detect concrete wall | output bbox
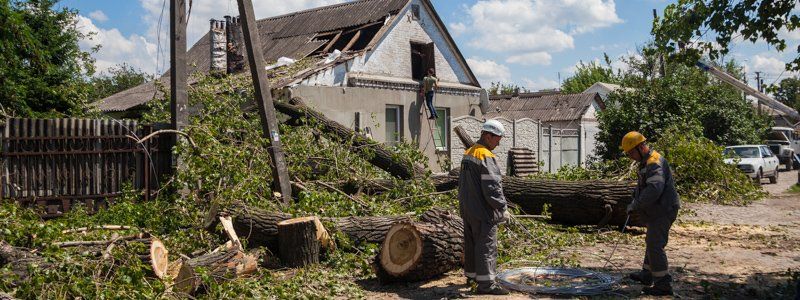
[289,85,480,171]
[451,116,540,175]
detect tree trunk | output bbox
[274,97,424,179]
[345,175,640,227]
[326,215,414,245]
[502,177,641,226]
[278,217,321,267]
[206,204,292,252]
[0,241,49,285]
[373,221,463,283]
[175,245,258,295]
[136,238,170,279]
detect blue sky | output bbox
[58,0,799,90]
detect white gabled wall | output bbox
[300,0,474,87]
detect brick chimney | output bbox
[210,19,227,75]
[225,16,245,74]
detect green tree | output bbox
[596,52,771,159]
[560,54,621,94]
[652,0,799,70]
[88,63,153,101]
[487,82,528,95]
[0,0,95,117]
[767,77,800,111]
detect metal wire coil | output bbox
[497,267,618,296]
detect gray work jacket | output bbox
[632,150,680,222]
[458,143,508,224]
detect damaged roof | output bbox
[485,92,604,122]
[95,0,413,112]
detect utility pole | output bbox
[237,0,293,205]
[170,0,188,169]
[755,72,762,92]
[755,71,762,113]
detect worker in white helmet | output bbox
[458,119,511,295]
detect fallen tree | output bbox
[274,97,425,180]
[372,221,463,283]
[174,244,259,295]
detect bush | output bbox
[652,127,765,205]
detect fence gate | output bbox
[1,118,164,218]
[541,126,581,173]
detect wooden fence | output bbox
[0,118,170,218]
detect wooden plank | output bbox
[341,29,362,52]
[320,30,342,54]
[1,118,8,198]
[95,119,101,197]
[237,0,294,205]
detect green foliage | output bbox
[768,77,800,111]
[652,127,765,205]
[653,0,799,71]
[87,63,153,102]
[487,82,528,95]
[596,54,771,159]
[560,54,621,94]
[0,0,95,117]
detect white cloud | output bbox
[505,52,551,66]
[466,57,512,85]
[139,0,345,73]
[751,54,789,75]
[75,15,157,74]
[449,22,467,37]
[522,76,559,91]
[461,0,622,65]
[88,10,108,22]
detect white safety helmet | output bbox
[482,119,505,137]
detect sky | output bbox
[58,0,800,91]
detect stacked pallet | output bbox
[509,147,538,177]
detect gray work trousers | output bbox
[462,214,498,288]
[643,208,678,277]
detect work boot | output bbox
[476,282,510,295]
[642,274,673,296]
[628,269,653,285]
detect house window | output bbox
[410,42,435,81]
[411,4,420,20]
[385,105,403,145]
[434,107,449,151]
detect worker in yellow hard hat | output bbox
[621,131,680,296]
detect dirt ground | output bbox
[361,170,800,299]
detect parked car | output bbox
[766,127,800,170]
[723,145,780,184]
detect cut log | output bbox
[348,175,640,227]
[137,238,170,279]
[175,245,258,295]
[373,221,463,283]
[277,217,321,267]
[209,204,292,252]
[274,97,424,179]
[327,215,413,245]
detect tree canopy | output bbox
[653,0,799,71]
[768,77,800,111]
[596,52,771,159]
[88,63,153,102]
[0,0,95,118]
[560,54,621,94]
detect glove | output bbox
[626,202,636,215]
[501,210,511,223]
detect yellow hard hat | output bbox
[620,131,646,152]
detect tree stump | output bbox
[278,216,322,267]
[373,221,463,283]
[138,238,169,279]
[174,245,258,295]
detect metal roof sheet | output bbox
[484,92,603,122]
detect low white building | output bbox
[452,91,605,174]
